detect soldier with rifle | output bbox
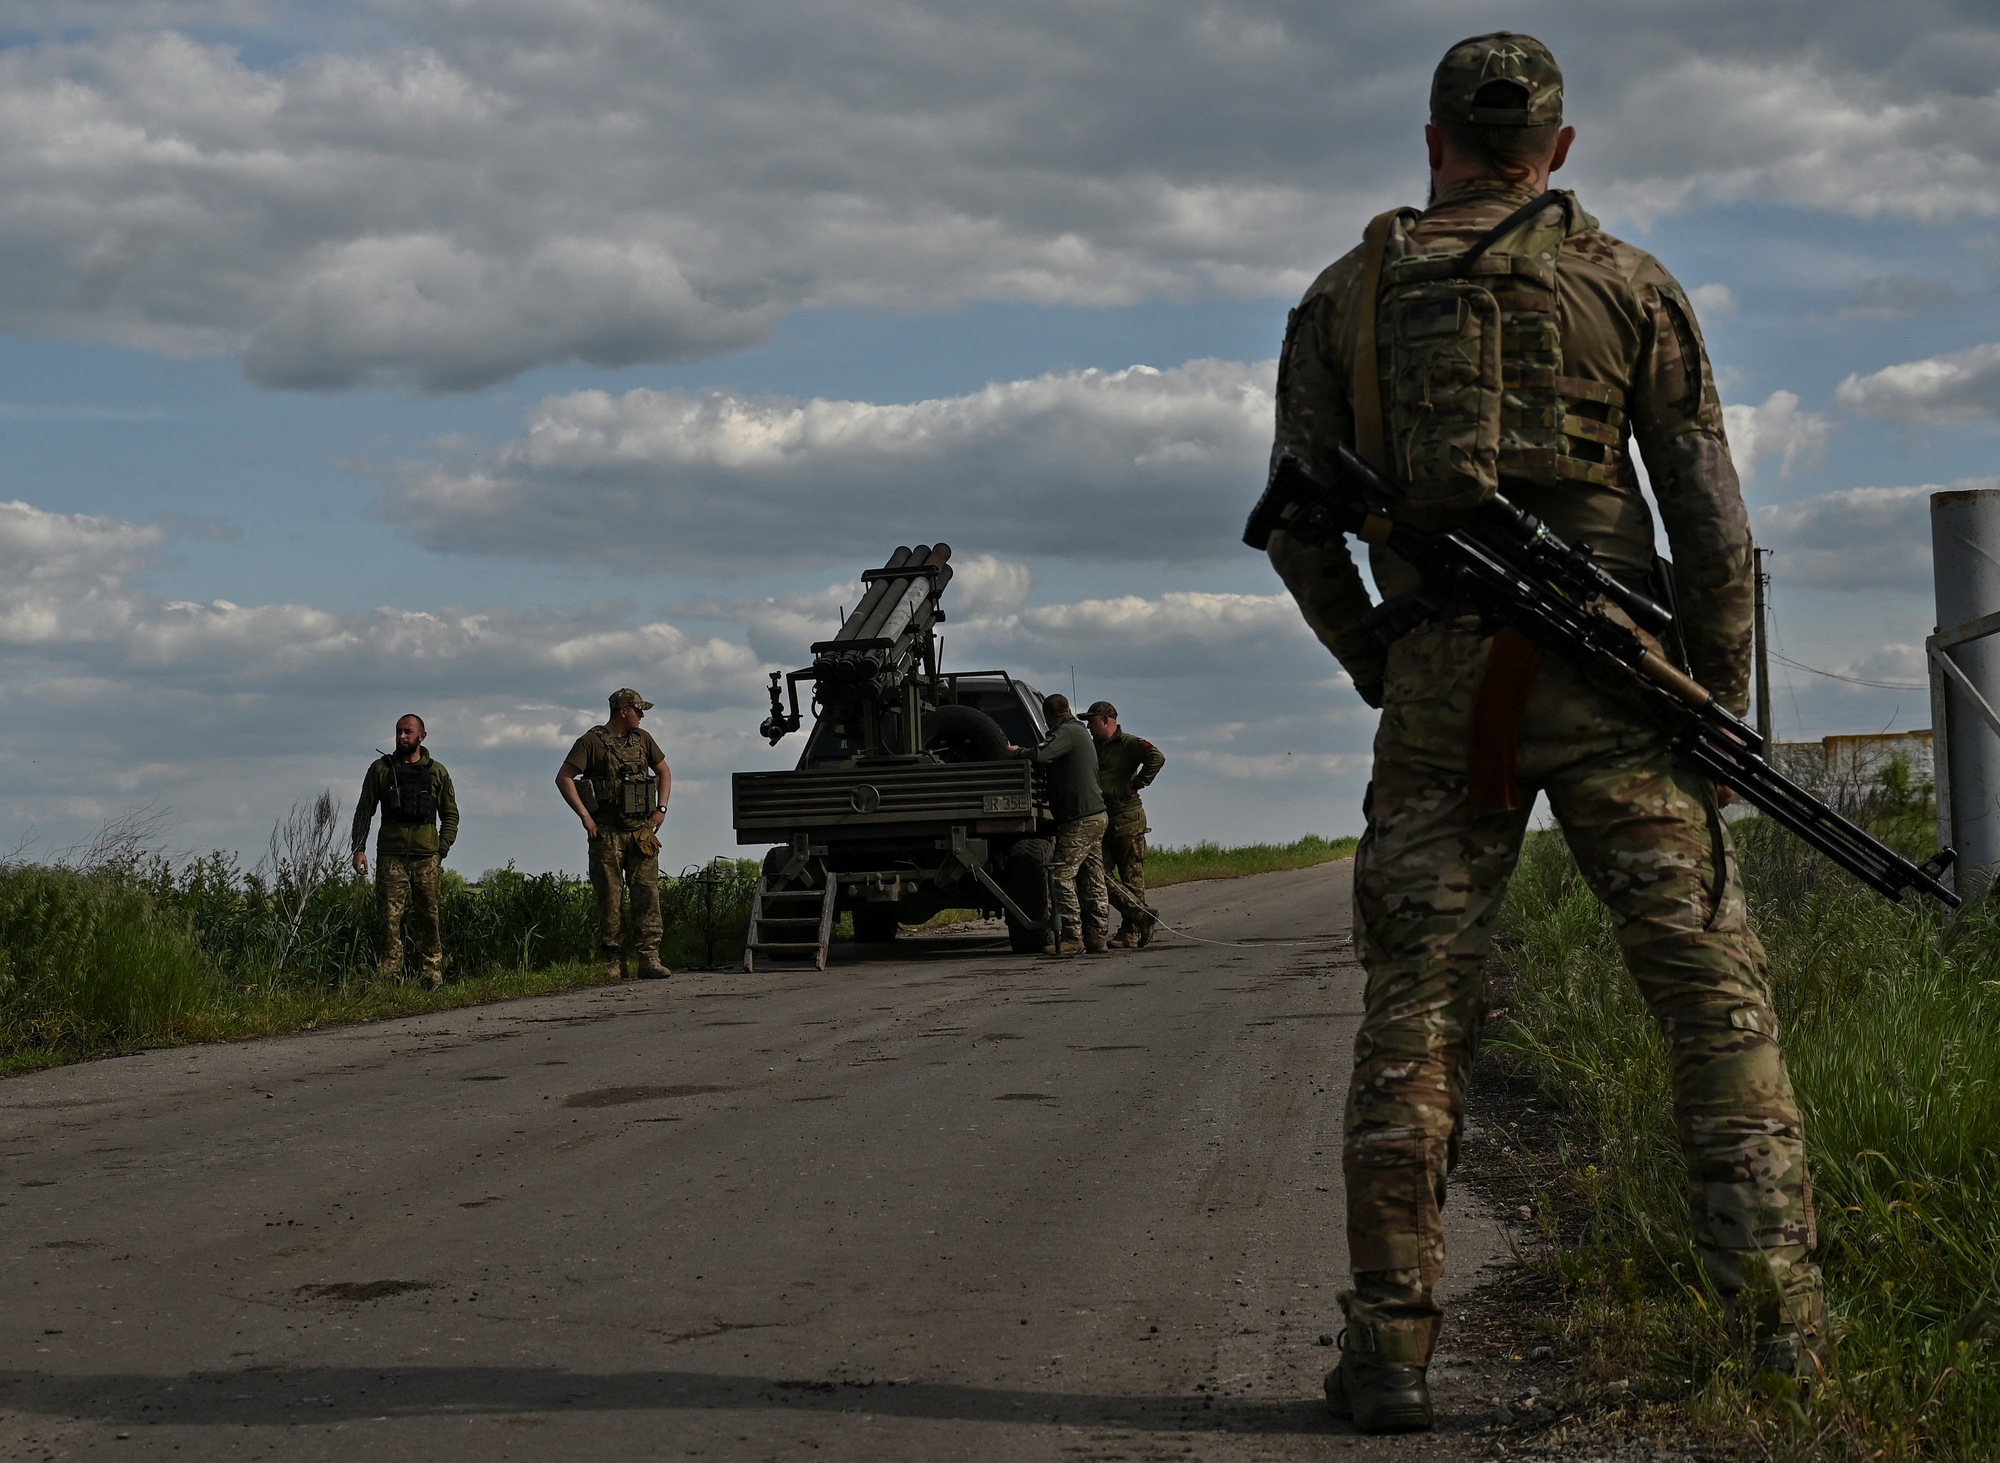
[1248,33,1960,1434]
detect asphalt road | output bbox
[0,861,1512,1460]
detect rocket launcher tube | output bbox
[834,545,915,641]
[854,544,932,642]
[873,546,953,646]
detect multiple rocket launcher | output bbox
[809,543,954,695]
[760,543,955,748]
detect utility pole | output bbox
[1753,546,1774,749]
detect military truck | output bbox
[731,543,1062,968]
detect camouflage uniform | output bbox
[351,750,459,985]
[1091,714,1166,935]
[1269,35,1817,1372]
[564,723,667,966]
[1022,707,1111,948]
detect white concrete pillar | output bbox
[1930,489,2000,889]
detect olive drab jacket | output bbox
[1095,731,1165,836]
[1269,179,1754,714]
[1022,711,1106,824]
[351,750,459,859]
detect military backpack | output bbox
[1353,190,1629,523]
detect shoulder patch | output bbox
[1139,740,1155,749]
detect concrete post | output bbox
[1930,489,2000,889]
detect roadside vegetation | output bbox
[3,801,1357,1072]
[1488,760,2000,1458]
[1148,832,1357,886]
[0,796,756,1074]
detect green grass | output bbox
[1148,832,1357,886]
[0,856,761,1073]
[0,828,1359,1070]
[1488,783,2000,1458]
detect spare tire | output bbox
[921,703,1010,763]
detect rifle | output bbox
[1244,443,1961,909]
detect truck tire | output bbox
[921,704,1009,763]
[1003,838,1053,953]
[852,904,900,943]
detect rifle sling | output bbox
[1468,626,1544,816]
[1351,208,1406,474]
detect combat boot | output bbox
[601,950,626,981]
[1323,1320,1433,1434]
[1134,911,1158,948]
[1109,925,1135,949]
[635,953,673,980]
[1083,934,1109,954]
[1731,1281,1827,1384]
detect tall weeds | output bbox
[0,801,761,1068]
[1490,768,2000,1458]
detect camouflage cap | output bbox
[1085,700,1119,720]
[608,688,655,711]
[1431,32,1563,128]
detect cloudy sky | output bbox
[5,0,1999,876]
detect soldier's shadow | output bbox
[2,1365,1356,1435]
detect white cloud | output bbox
[1689,282,1738,319]
[1723,391,1835,484]
[1753,480,1980,590]
[1181,749,1372,781]
[5,6,2000,390]
[380,360,1275,568]
[959,590,1315,675]
[0,498,759,707]
[1836,343,2000,425]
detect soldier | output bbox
[1266,34,1819,1433]
[1008,693,1110,955]
[1084,700,1164,947]
[557,689,673,980]
[350,713,459,987]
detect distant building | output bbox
[1766,730,1933,810]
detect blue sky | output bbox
[4,0,2000,876]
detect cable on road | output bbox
[1143,915,1353,950]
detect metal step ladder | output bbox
[744,878,838,972]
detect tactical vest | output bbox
[584,730,657,821]
[1361,191,1629,523]
[381,758,437,824]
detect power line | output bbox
[1767,650,1926,692]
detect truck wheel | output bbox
[1003,838,1053,953]
[853,904,900,943]
[921,704,1009,763]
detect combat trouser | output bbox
[1103,827,1153,929]
[376,852,443,985]
[590,824,664,963]
[1051,812,1111,946]
[1342,617,1819,1362]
